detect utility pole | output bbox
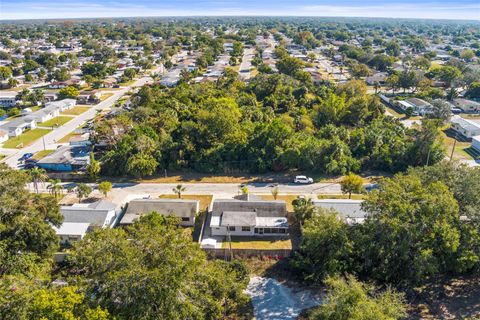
[450,138,457,161]
[42,136,46,150]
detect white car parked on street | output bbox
[294,175,313,184]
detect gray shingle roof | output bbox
[220,211,257,226]
[60,200,116,226]
[121,199,199,225]
[314,199,367,221]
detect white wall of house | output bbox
[211,225,255,236]
[472,136,480,152]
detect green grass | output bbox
[61,106,90,116]
[442,131,474,161]
[3,129,51,148]
[32,149,55,160]
[39,116,73,127]
[58,132,82,143]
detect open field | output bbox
[40,116,73,127]
[32,149,55,160]
[61,106,90,116]
[2,128,51,148]
[158,194,213,211]
[222,236,292,250]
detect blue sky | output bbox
[1,0,479,20]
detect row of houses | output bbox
[0,99,76,138]
[55,194,368,251]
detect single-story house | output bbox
[53,222,91,244]
[36,145,90,171]
[405,98,432,115]
[30,99,76,124]
[0,116,37,137]
[452,98,480,113]
[314,199,368,224]
[60,200,117,228]
[120,198,200,227]
[209,197,288,237]
[366,72,388,85]
[0,94,17,108]
[77,91,101,104]
[54,200,117,243]
[471,135,480,153]
[450,115,480,139]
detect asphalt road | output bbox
[239,47,255,80]
[1,73,155,169]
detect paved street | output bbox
[0,72,157,169]
[239,47,255,80]
[29,181,343,207]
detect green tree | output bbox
[172,184,186,199]
[76,183,92,202]
[0,66,12,80]
[293,208,353,282]
[126,153,158,178]
[292,197,316,226]
[68,212,250,319]
[47,178,63,199]
[98,181,112,198]
[340,173,364,199]
[58,86,80,99]
[29,167,49,194]
[271,186,279,200]
[308,275,407,320]
[86,152,100,181]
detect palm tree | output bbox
[172,184,186,199]
[48,179,63,199]
[271,186,279,200]
[29,167,48,194]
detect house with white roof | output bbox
[452,98,480,113]
[471,136,480,153]
[314,199,368,224]
[450,115,480,139]
[54,200,117,244]
[0,116,37,137]
[209,195,289,237]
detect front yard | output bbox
[158,194,213,211]
[32,149,55,160]
[40,116,74,128]
[61,106,90,116]
[2,128,51,148]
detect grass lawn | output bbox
[442,132,475,161]
[58,132,82,143]
[40,116,73,128]
[317,194,366,200]
[3,128,51,148]
[0,154,5,160]
[158,194,213,211]
[222,236,292,250]
[32,149,55,160]
[100,93,114,101]
[385,106,403,118]
[61,106,90,116]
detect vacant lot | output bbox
[61,106,90,116]
[40,116,73,128]
[3,128,51,148]
[442,132,474,161]
[222,236,292,250]
[158,194,213,211]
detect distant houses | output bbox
[451,98,480,113]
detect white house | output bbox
[472,136,480,153]
[59,200,117,228]
[53,222,91,244]
[452,98,480,113]
[0,116,37,137]
[450,115,480,139]
[0,94,17,108]
[209,196,288,237]
[30,99,76,123]
[120,198,200,227]
[314,199,368,224]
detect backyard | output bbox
[222,236,292,250]
[2,128,51,148]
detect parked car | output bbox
[365,183,380,192]
[24,158,38,164]
[294,175,314,184]
[18,153,33,161]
